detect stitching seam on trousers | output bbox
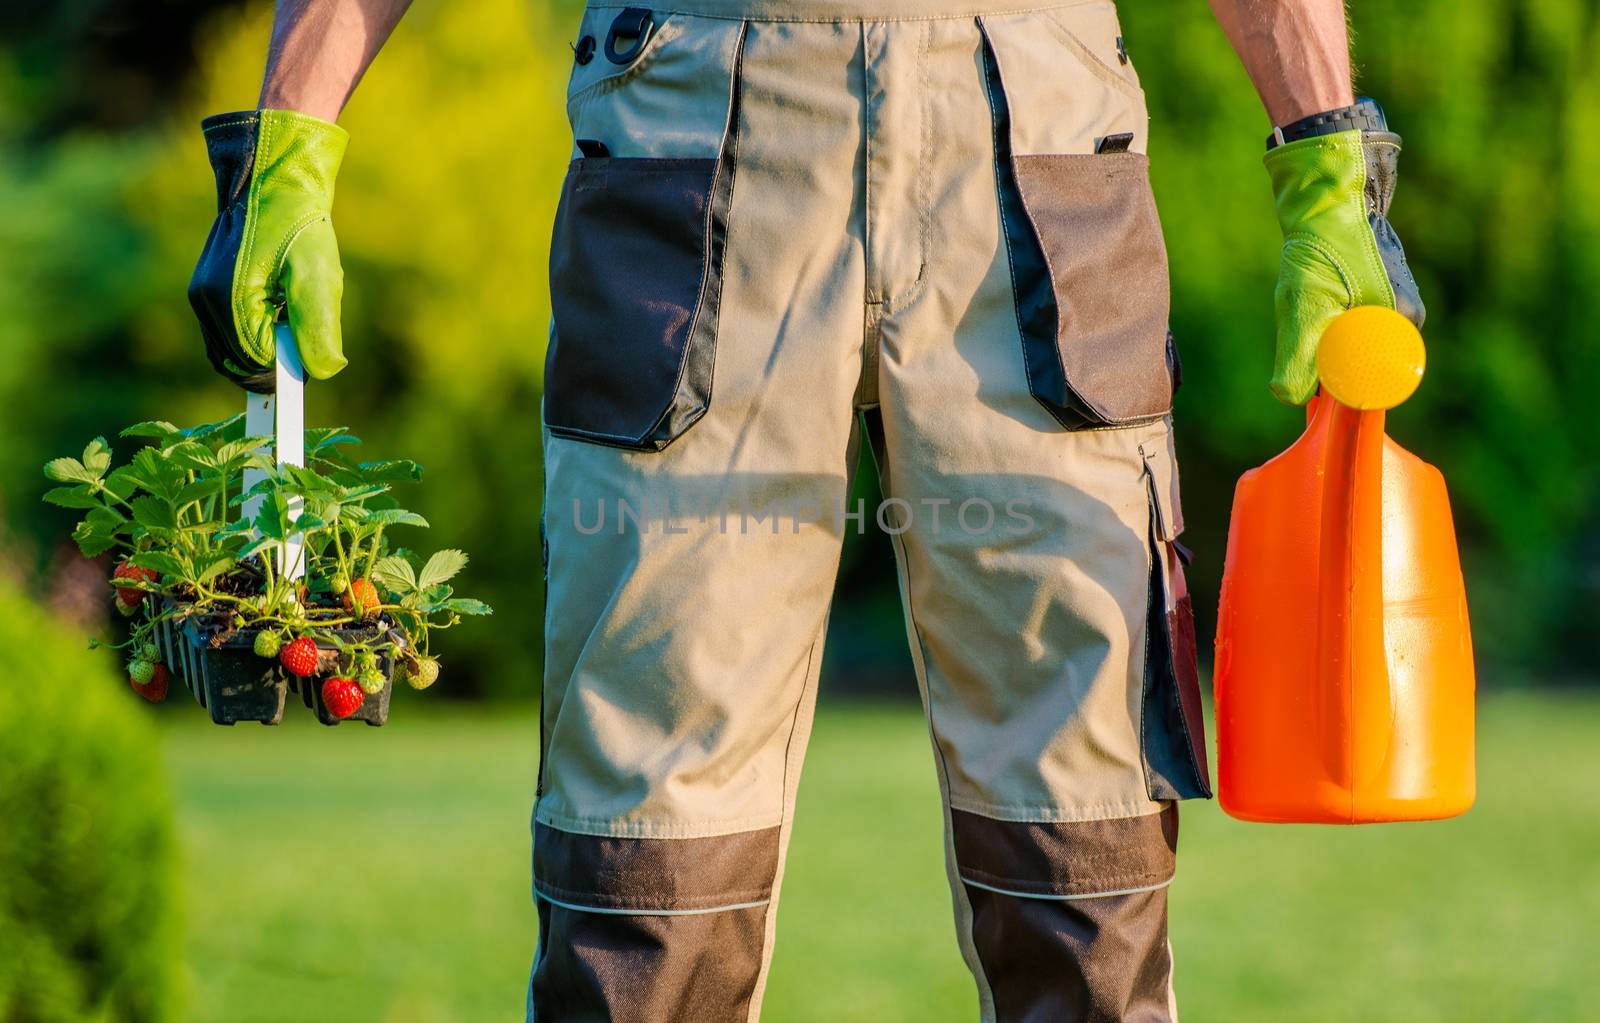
[961,877,1172,901]
[536,890,771,917]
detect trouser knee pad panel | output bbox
[530,822,781,1021]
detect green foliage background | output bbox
[2,0,1596,697]
[0,582,180,1021]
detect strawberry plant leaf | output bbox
[371,556,418,594]
[243,453,280,475]
[337,484,390,504]
[418,550,468,590]
[415,583,455,612]
[365,508,429,529]
[72,519,120,557]
[289,466,342,496]
[43,485,100,509]
[184,414,244,441]
[166,440,217,473]
[130,496,177,531]
[43,457,96,485]
[87,505,127,528]
[254,494,291,541]
[357,459,423,483]
[104,466,140,500]
[216,437,271,465]
[195,553,237,585]
[174,479,218,508]
[128,550,186,578]
[442,598,493,616]
[81,437,112,479]
[292,513,328,533]
[120,420,181,439]
[132,447,184,501]
[238,536,278,561]
[306,427,360,453]
[229,477,276,507]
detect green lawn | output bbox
[164,692,1600,1022]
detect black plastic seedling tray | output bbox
[156,611,399,727]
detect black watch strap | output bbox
[1267,97,1387,150]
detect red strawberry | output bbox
[321,677,365,719]
[342,578,381,622]
[113,562,157,606]
[279,636,320,677]
[130,664,169,703]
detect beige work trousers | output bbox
[532,0,1211,1018]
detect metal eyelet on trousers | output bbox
[604,7,656,65]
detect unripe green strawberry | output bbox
[406,657,440,691]
[139,643,160,664]
[357,667,386,695]
[127,659,156,686]
[253,630,281,659]
[331,571,350,595]
[115,596,140,618]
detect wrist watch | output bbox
[1267,97,1388,150]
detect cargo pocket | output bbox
[544,19,747,451]
[1140,438,1211,800]
[978,21,1176,431]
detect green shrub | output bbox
[0,584,180,1022]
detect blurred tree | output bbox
[0,582,180,1021]
[0,0,249,134]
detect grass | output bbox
[164,691,1600,1022]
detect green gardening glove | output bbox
[1264,126,1425,404]
[188,109,349,393]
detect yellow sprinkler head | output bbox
[1316,306,1426,410]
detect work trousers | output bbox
[531,0,1211,1018]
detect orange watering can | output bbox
[1214,307,1475,823]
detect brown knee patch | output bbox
[952,806,1179,1022]
[532,897,770,1022]
[529,823,782,1021]
[951,804,1178,897]
[534,821,781,912]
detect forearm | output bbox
[258,0,414,121]
[1208,0,1355,126]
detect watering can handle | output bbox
[1312,307,1426,788]
[240,322,307,581]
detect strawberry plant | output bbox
[43,415,490,724]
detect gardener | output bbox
[187,0,1423,1018]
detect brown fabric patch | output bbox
[1012,152,1174,425]
[531,896,768,1022]
[950,804,1178,898]
[533,821,781,912]
[962,884,1175,1023]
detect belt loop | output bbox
[605,7,657,65]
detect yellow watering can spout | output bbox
[1215,307,1476,824]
